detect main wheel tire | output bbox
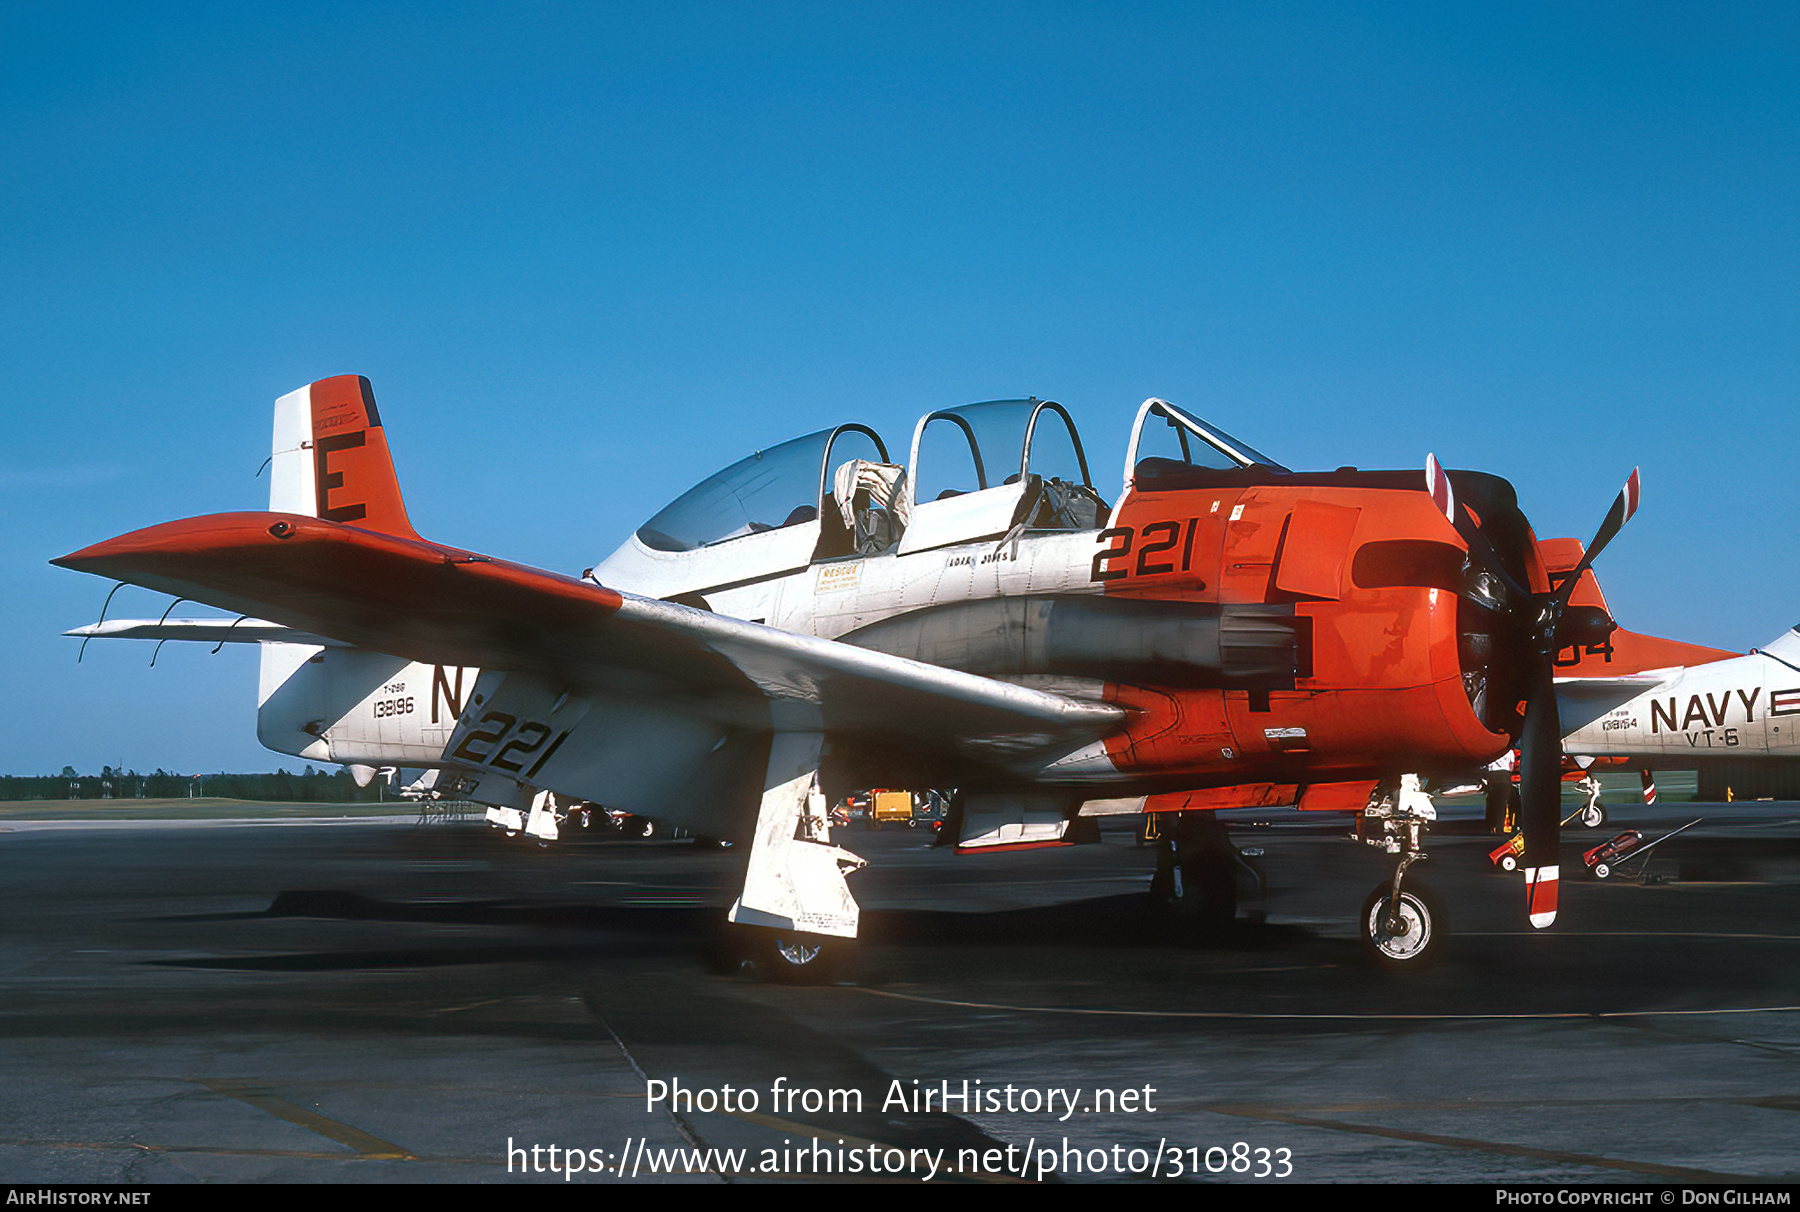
[755,930,855,984]
[1360,880,1444,968]
[1581,803,1607,829]
[1500,854,1517,872]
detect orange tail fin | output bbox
[269,375,419,540]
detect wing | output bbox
[1554,671,1680,734]
[54,512,1122,760]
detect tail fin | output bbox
[1538,537,1738,675]
[1538,536,1610,613]
[261,376,423,774]
[269,375,419,540]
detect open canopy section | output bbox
[906,398,1098,506]
[896,398,1113,554]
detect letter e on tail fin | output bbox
[268,375,420,540]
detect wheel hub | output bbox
[775,937,822,965]
[1368,895,1430,961]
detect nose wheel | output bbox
[1361,880,1443,967]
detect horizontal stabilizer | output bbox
[1758,625,1800,667]
[65,617,347,646]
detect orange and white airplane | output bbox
[58,375,1649,973]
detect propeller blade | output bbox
[1425,452,1456,524]
[1552,468,1641,610]
[1423,454,1532,604]
[1518,657,1562,929]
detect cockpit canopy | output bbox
[1122,397,1287,486]
[608,395,1282,597]
[634,398,1136,556]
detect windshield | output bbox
[1126,398,1287,479]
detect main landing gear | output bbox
[1354,775,1444,968]
[752,928,858,984]
[1149,814,1240,935]
[728,733,867,984]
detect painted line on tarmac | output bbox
[1467,930,1800,940]
[199,1078,412,1159]
[1202,1102,1758,1183]
[850,987,1800,1021]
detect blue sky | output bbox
[3,2,1796,775]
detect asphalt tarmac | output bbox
[1,802,1797,1185]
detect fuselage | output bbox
[1562,641,1800,762]
[587,399,1528,800]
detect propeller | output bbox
[1426,456,1640,928]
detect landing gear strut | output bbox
[1354,775,1444,967]
[1149,813,1239,934]
[1574,776,1607,829]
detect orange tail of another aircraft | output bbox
[1538,537,1737,675]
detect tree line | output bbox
[0,766,388,802]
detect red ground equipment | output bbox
[1581,819,1700,880]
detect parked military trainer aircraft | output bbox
[58,376,1647,971]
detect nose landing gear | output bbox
[1354,776,1444,968]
